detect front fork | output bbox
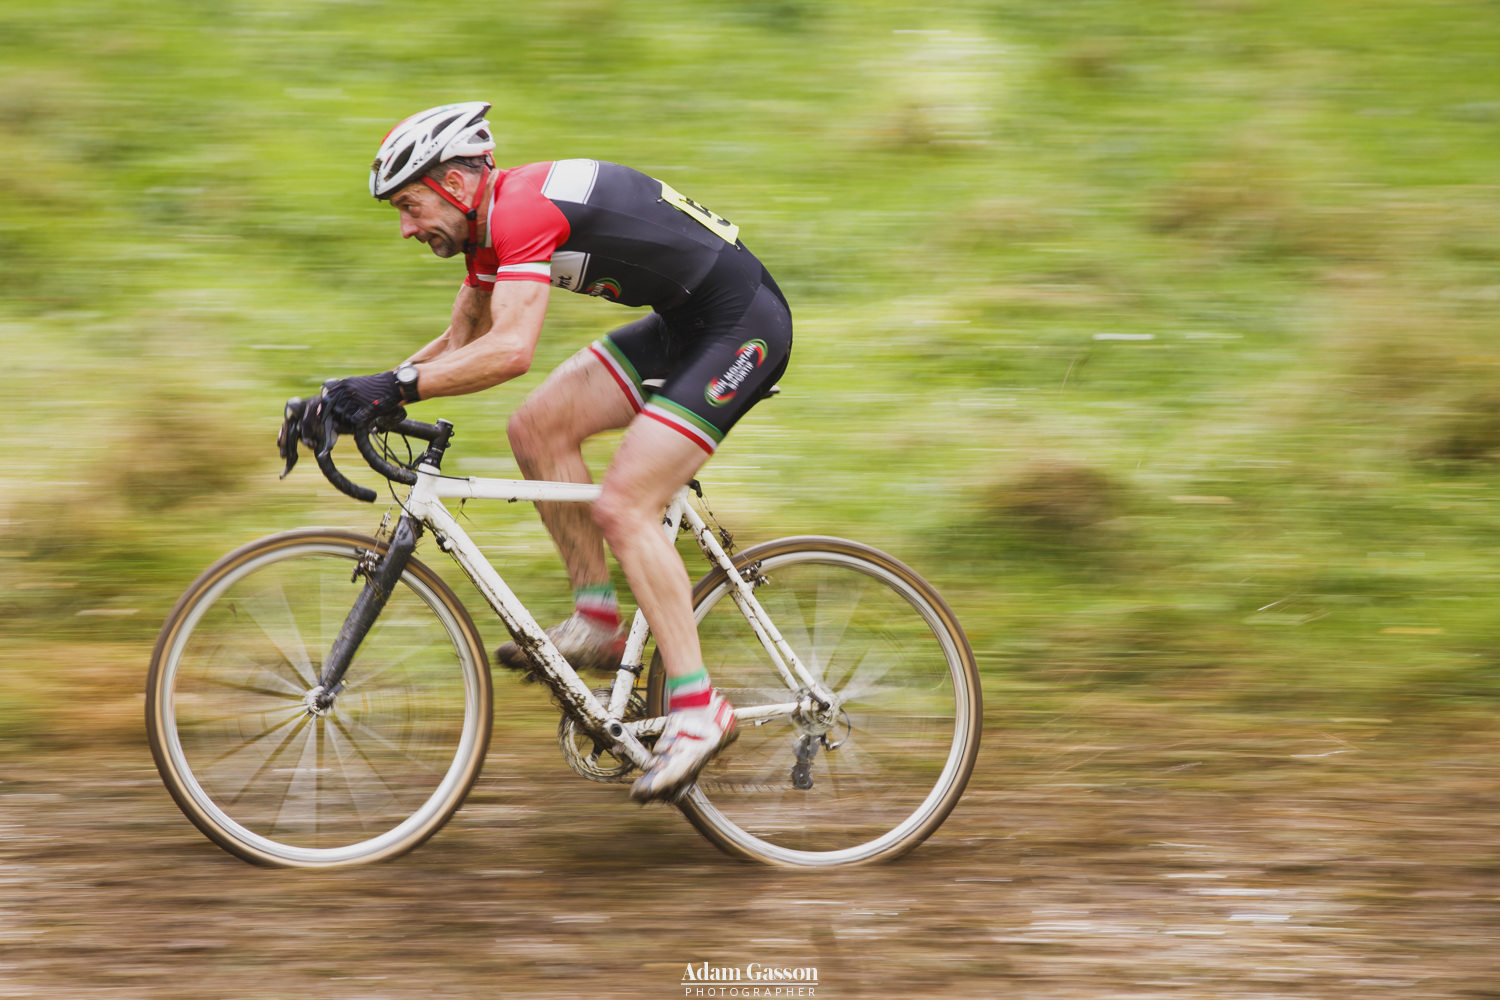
[307,515,422,713]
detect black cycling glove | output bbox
[318,371,410,434]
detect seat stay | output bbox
[677,499,835,705]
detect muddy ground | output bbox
[1,688,1497,999]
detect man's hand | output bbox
[318,372,410,434]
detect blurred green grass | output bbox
[4,0,1500,747]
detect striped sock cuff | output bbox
[667,667,712,712]
[574,583,619,626]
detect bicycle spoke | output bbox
[239,586,319,689]
[328,714,415,811]
[189,704,311,728]
[331,709,441,777]
[208,642,318,697]
[324,721,390,831]
[829,644,901,704]
[193,670,304,702]
[322,722,371,831]
[269,717,323,837]
[811,569,869,681]
[199,706,307,770]
[225,712,312,807]
[314,713,324,840]
[319,567,342,662]
[338,641,438,694]
[821,738,889,790]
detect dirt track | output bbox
[2,694,1497,999]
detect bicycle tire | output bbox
[146,529,492,868]
[648,536,981,867]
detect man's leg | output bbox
[591,415,740,802]
[507,348,638,592]
[498,348,640,672]
[590,415,711,680]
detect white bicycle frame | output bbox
[398,462,838,770]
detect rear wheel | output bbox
[649,536,981,867]
[146,529,492,868]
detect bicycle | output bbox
[145,395,982,869]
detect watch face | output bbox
[397,365,417,384]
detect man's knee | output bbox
[507,393,570,455]
[592,486,644,546]
[506,405,537,452]
[591,488,624,541]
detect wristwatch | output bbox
[395,362,421,404]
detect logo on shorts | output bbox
[705,339,767,408]
[586,277,622,300]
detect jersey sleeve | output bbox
[487,165,571,285]
[463,247,498,289]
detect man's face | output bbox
[390,177,467,259]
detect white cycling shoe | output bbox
[631,692,738,804]
[495,612,626,677]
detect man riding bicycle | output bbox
[311,102,792,802]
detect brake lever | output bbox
[278,397,302,479]
[317,408,340,462]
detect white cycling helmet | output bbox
[369,101,495,199]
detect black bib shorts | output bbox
[587,248,792,454]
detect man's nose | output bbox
[399,216,420,239]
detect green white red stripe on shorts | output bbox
[590,338,725,454]
[643,398,722,455]
[589,339,645,412]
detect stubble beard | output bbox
[426,229,459,258]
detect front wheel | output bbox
[146,529,492,868]
[649,536,981,867]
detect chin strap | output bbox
[421,162,494,258]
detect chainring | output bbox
[557,687,646,783]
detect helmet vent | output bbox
[384,145,413,178]
[433,114,463,135]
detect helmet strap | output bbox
[421,163,493,257]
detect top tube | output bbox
[428,475,602,504]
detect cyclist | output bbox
[313,102,792,802]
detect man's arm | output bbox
[409,281,550,398]
[404,282,495,364]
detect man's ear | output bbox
[442,167,471,200]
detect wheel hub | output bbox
[791,691,841,740]
[303,685,333,716]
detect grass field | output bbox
[4,0,1500,747]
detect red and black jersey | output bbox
[465,159,743,310]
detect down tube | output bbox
[421,501,654,769]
